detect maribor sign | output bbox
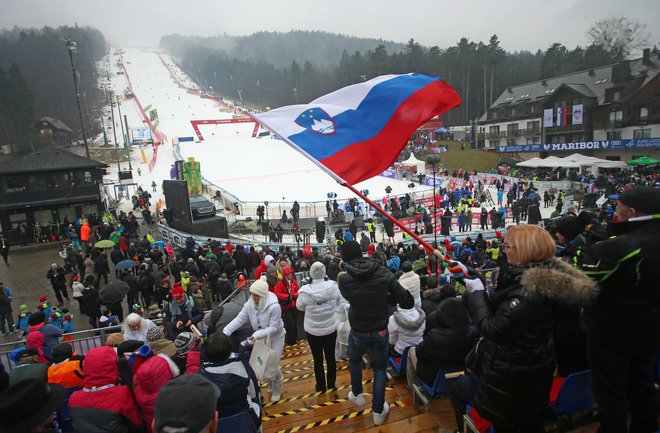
[497,138,660,153]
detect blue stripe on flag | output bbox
[287,74,439,160]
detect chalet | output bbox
[34,116,75,147]
[0,148,108,244]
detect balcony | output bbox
[544,124,586,133]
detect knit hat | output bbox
[105,333,125,347]
[264,254,274,264]
[266,263,277,274]
[618,186,660,215]
[146,326,166,342]
[20,305,27,311]
[367,244,375,256]
[174,332,194,355]
[154,375,219,433]
[555,212,591,242]
[249,275,269,298]
[171,283,185,298]
[52,343,74,363]
[117,339,144,356]
[309,262,326,280]
[39,296,46,303]
[340,240,362,262]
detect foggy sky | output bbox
[1,0,658,54]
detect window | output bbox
[506,138,517,146]
[607,131,622,140]
[507,123,519,136]
[510,107,516,117]
[489,139,500,147]
[612,89,621,102]
[639,107,648,120]
[527,137,541,144]
[608,110,623,126]
[489,126,500,138]
[52,171,74,189]
[528,104,537,114]
[526,121,540,134]
[572,97,585,106]
[554,100,567,110]
[551,135,565,144]
[633,129,651,139]
[490,110,498,120]
[27,174,47,191]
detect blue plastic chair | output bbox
[216,411,259,433]
[56,387,81,432]
[419,367,462,397]
[388,346,411,375]
[547,370,594,418]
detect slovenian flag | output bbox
[255,74,460,185]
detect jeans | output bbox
[0,312,14,333]
[348,329,388,413]
[307,330,337,391]
[588,335,659,433]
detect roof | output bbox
[36,116,74,133]
[0,148,107,175]
[480,54,660,122]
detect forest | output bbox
[160,28,628,126]
[0,25,106,153]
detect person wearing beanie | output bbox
[274,267,300,345]
[254,254,275,280]
[48,342,85,388]
[398,261,422,309]
[36,296,52,318]
[162,283,204,340]
[27,311,62,361]
[16,304,31,337]
[337,240,414,425]
[297,262,348,392]
[223,275,286,402]
[575,185,660,432]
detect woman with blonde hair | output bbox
[444,224,599,433]
[122,313,157,344]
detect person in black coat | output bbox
[440,209,452,236]
[406,297,476,387]
[447,225,598,432]
[47,263,69,305]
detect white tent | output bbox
[562,153,607,164]
[517,157,545,167]
[541,156,580,168]
[401,154,426,174]
[593,160,629,169]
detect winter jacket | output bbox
[416,298,475,385]
[204,303,253,350]
[273,275,299,310]
[123,319,157,344]
[386,255,400,272]
[398,271,422,309]
[387,306,426,354]
[133,354,180,432]
[200,355,261,426]
[84,258,95,276]
[81,287,102,316]
[338,258,414,332]
[576,216,660,345]
[163,296,204,328]
[47,267,67,288]
[297,279,348,337]
[0,292,11,314]
[223,291,285,342]
[80,222,91,242]
[69,346,143,433]
[48,356,85,388]
[467,258,598,424]
[28,322,62,360]
[26,332,50,364]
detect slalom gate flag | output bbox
[255,74,460,185]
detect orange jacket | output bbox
[48,357,85,388]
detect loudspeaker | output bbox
[162,209,174,223]
[261,222,270,235]
[163,180,192,225]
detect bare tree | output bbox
[587,17,651,60]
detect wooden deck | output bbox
[262,340,599,433]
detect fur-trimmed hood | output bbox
[520,257,598,305]
[393,306,426,330]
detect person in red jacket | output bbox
[69,346,143,433]
[274,267,300,345]
[79,220,91,246]
[133,354,181,433]
[254,254,274,279]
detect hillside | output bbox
[422,140,502,173]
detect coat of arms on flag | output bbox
[295,107,336,135]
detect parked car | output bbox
[190,194,216,220]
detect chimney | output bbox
[642,48,651,65]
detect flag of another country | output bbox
[255,74,460,185]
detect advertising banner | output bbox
[572,104,583,125]
[183,157,202,195]
[497,138,660,153]
[544,108,553,128]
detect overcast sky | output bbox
[1,0,658,54]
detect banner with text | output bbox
[497,138,660,153]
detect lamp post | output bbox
[427,155,441,246]
[109,93,120,180]
[65,39,90,158]
[116,96,132,170]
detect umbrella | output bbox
[626,156,659,166]
[528,192,541,201]
[151,241,165,248]
[115,259,137,271]
[100,280,130,304]
[95,239,115,248]
[608,194,619,200]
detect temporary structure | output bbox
[401,154,427,173]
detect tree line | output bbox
[161,18,647,126]
[0,25,106,153]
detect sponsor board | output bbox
[497,138,660,153]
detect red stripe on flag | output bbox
[320,80,460,185]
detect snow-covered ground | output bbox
[101,48,434,211]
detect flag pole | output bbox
[341,181,437,253]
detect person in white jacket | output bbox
[223,275,286,402]
[387,305,426,355]
[296,262,348,392]
[398,262,422,309]
[122,313,157,344]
